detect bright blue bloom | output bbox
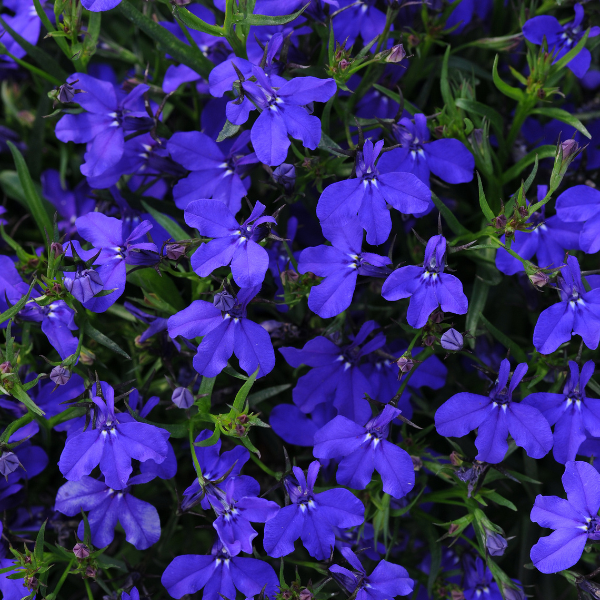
[162,539,279,600]
[314,405,415,499]
[298,215,391,318]
[124,301,180,352]
[530,461,600,573]
[55,474,161,550]
[267,216,299,312]
[524,361,600,464]
[330,547,413,600]
[462,556,503,600]
[0,2,41,72]
[382,234,468,329]
[185,200,276,288]
[446,0,493,35]
[168,286,275,378]
[377,114,475,186]
[533,255,600,354]
[0,256,29,324]
[58,381,170,490]
[169,131,257,213]
[55,74,152,177]
[81,0,121,11]
[263,461,364,559]
[270,403,337,447]
[332,0,387,46]
[556,184,600,254]
[280,321,386,423]
[317,140,431,246]
[496,185,580,275]
[227,66,337,166]
[122,588,140,600]
[523,3,600,78]
[435,359,553,464]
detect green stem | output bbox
[1,413,34,444]
[84,579,94,600]
[189,424,205,485]
[250,453,279,478]
[50,559,74,598]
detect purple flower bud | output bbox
[166,243,186,260]
[386,43,407,63]
[50,242,64,258]
[58,82,76,104]
[501,585,525,600]
[50,366,71,386]
[85,566,97,578]
[529,271,549,288]
[485,528,508,556]
[64,268,104,304]
[0,361,11,374]
[280,269,299,284]
[0,452,21,477]
[213,291,236,312]
[397,356,414,373]
[492,214,507,229]
[172,387,194,409]
[273,164,296,192]
[561,139,579,160]
[441,328,464,351]
[299,589,313,600]
[73,543,90,559]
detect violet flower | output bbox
[556,183,600,255]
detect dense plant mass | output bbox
[2,0,600,599]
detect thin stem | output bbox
[84,579,94,600]
[250,453,278,478]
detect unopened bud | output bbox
[281,269,299,284]
[235,423,245,436]
[411,455,422,471]
[561,138,579,161]
[0,361,11,374]
[518,206,528,218]
[50,366,71,386]
[423,334,436,347]
[396,356,414,374]
[171,0,192,4]
[530,271,549,288]
[450,591,465,600]
[213,291,236,312]
[339,59,350,70]
[172,387,194,409]
[430,309,444,324]
[58,82,76,103]
[0,452,21,477]
[501,585,525,600]
[386,43,407,63]
[50,242,64,258]
[79,349,95,365]
[449,451,463,466]
[238,414,249,424]
[272,163,296,192]
[85,566,97,578]
[299,589,313,600]
[448,523,460,536]
[492,214,507,229]
[166,243,186,260]
[73,543,90,559]
[441,328,464,351]
[484,527,508,556]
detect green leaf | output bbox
[0,279,37,325]
[455,98,503,139]
[476,172,495,221]
[0,16,67,84]
[480,490,517,511]
[232,368,259,413]
[248,384,291,407]
[223,364,249,380]
[11,383,45,416]
[440,46,455,115]
[431,191,470,236]
[216,119,242,142]
[128,267,185,311]
[35,520,47,563]
[7,142,54,242]
[84,321,131,360]
[32,0,70,58]
[501,145,555,185]
[492,54,523,101]
[234,3,309,25]
[117,0,213,79]
[195,426,221,446]
[465,276,489,347]
[479,314,528,364]
[529,107,591,139]
[141,200,188,241]
[196,376,216,412]
[553,28,589,73]
[173,7,224,36]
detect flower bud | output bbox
[430,309,445,324]
[501,585,525,600]
[339,59,350,70]
[166,243,186,261]
[213,291,236,312]
[280,269,299,285]
[484,527,508,556]
[64,268,104,304]
[171,0,192,4]
[172,387,194,409]
[238,414,249,424]
[58,82,76,103]
[449,451,463,466]
[561,138,579,160]
[85,566,97,578]
[450,591,465,600]
[50,366,71,386]
[299,589,313,600]
[492,214,507,229]
[50,242,64,258]
[0,452,21,477]
[529,271,549,288]
[272,163,296,192]
[0,361,11,374]
[423,335,436,347]
[386,43,407,63]
[396,356,414,374]
[80,349,95,365]
[73,543,90,559]
[441,328,464,351]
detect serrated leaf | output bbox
[217,119,242,142]
[84,321,130,360]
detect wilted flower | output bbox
[529,271,550,288]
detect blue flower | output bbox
[445,0,494,35]
[313,405,415,499]
[168,286,275,378]
[524,361,600,464]
[317,139,430,246]
[298,215,391,318]
[556,184,600,254]
[382,234,468,329]
[530,461,600,573]
[263,461,364,559]
[331,0,387,46]
[435,359,553,464]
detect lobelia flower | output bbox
[377,114,475,186]
[161,539,279,600]
[81,0,122,10]
[226,66,337,166]
[58,381,169,490]
[122,588,140,600]
[280,321,386,423]
[41,169,95,238]
[445,0,494,35]
[67,215,159,312]
[435,359,553,464]
[523,3,600,78]
[186,200,276,288]
[298,215,391,318]
[124,301,180,351]
[533,255,600,354]
[263,461,364,559]
[270,403,337,447]
[496,185,580,275]
[329,547,414,600]
[484,528,508,557]
[55,474,161,550]
[0,2,41,72]
[555,183,600,254]
[313,405,415,499]
[168,286,275,378]
[212,477,279,554]
[317,139,431,246]
[523,361,600,464]
[55,74,153,177]
[0,256,30,323]
[530,460,600,573]
[169,131,257,212]
[381,235,468,328]
[331,0,388,46]
[461,556,503,600]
